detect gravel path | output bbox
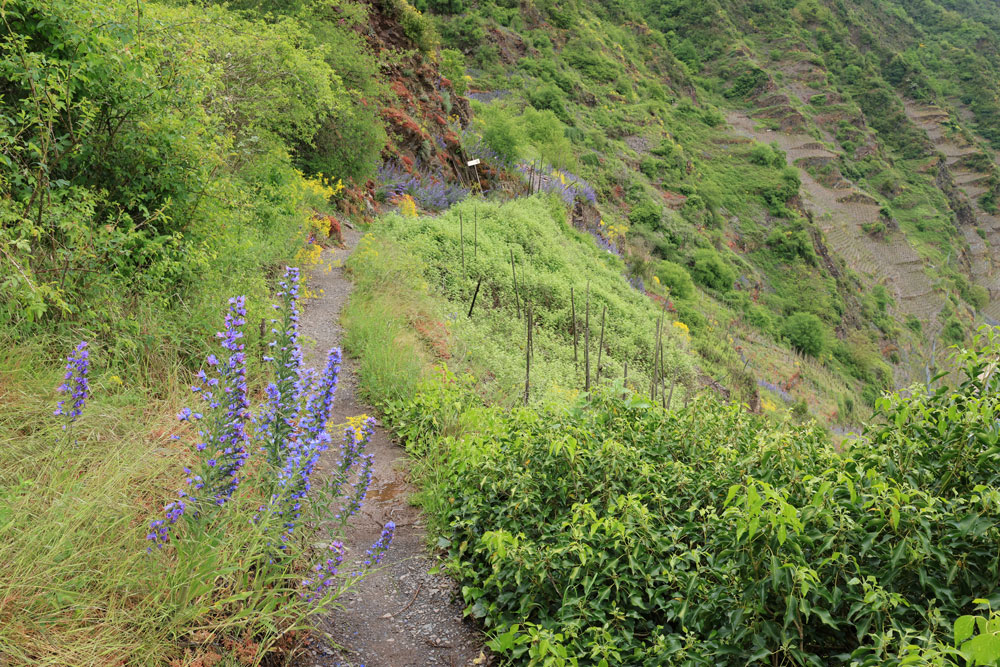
[294,226,487,667]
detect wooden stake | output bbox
[596,304,607,384]
[571,287,578,369]
[510,248,521,319]
[584,284,591,392]
[524,307,532,406]
[667,377,675,410]
[459,212,465,273]
[659,341,666,410]
[651,313,663,400]
[467,277,482,318]
[474,207,478,258]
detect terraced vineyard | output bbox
[727,111,945,326]
[904,101,1000,322]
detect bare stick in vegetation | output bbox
[459,212,465,273]
[474,207,478,258]
[524,307,532,406]
[585,284,591,392]
[596,305,607,384]
[623,361,628,398]
[651,312,663,400]
[667,377,676,410]
[510,248,521,319]
[660,340,666,410]
[570,286,578,370]
[468,277,482,318]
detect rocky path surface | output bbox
[294,227,486,667]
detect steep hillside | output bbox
[400,0,1000,426]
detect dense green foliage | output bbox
[382,334,1000,665]
[783,312,827,357]
[0,0,385,371]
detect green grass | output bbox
[0,315,364,664]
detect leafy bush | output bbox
[655,260,695,299]
[0,0,379,368]
[477,105,523,164]
[383,0,439,52]
[782,311,827,356]
[392,338,1000,664]
[690,248,736,291]
[628,200,663,228]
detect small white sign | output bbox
[466,159,481,166]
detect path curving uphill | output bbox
[295,227,486,667]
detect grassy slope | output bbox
[343,195,696,411]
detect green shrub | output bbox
[439,48,468,94]
[749,143,776,166]
[384,0,439,52]
[782,311,827,357]
[942,316,966,344]
[628,199,663,228]
[394,341,1000,664]
[526,84,570,123]
[439,12,486,50]
[477,106,523,163]
[655,260,695,299]
[563,39,622,82]
[690,248,736,291]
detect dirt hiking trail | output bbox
[294,227,487,667]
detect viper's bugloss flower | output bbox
[300,541,345,603]
[299,348,342,442]
[148,297,250,549]
[258,267,306,470]
[357,521,395,573]
[54,341,89,428]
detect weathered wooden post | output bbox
[510,248,521,319]
[459,212,465,273]
[468,277,482,318]
[596,305,607,384]
[571,287,578,370]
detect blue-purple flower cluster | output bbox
[334,421,376,525]
[300,541,346,603]
[628,274,645,293]
[258,267,305,469]
[54,341,89,428]
[466,89,510,103]
[757,379,793,402]
[265,348,344,547]
[376,162,468,212]
[147,297,250,549]
[354,521,395,575]
[516,161,598,206]
[137,267,392,606]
